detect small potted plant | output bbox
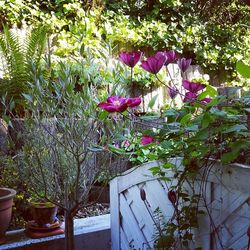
[30,200,58,228]
[0,187,16,244]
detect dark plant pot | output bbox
[31,202,58,227]
[0,188,16,244]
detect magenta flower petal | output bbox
[182,80,205,93]
[183,92,197,103]
[177,58,192,73]
[162,50,176,65]
[201,97,211,104]
[141,52,166,74]
[107,96,127,104]
[97,103,120,112]
[126,97,142,107]
[119,51,143,68]
[141,135,155,145]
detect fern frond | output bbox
[25,25,48,68]
[0,25,48,115]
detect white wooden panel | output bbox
[110,177,120,250]
[111,159,250,249]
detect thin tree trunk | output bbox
[64,211,74,250]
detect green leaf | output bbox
[186,125,199,131]
[149,166,160,172]
[98,110,109,120]
[221,150,239,164]
[22,93,33,102]
[194,128,208,140]
[180,113,192,126]
[160,176,171,181]
[148,94,158,109]
[164,109,178,116]
[162,162,175,169]
[108,145,125,154]
[160,141,173,149]
[236,61,250,78]
[210,108,227,117]
[221,141,250,163]
[88,145,104,152]
[223,124,247,133]
[244,108,250,113]
[198,85,218,99]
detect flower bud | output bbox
[168,190,177,204]
[140,188,146,201]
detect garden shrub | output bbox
[0,0,249,84]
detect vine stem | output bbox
[130,67,133,85]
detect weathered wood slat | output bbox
[124,186,155,242]
[120,227,131,250]
[120,193,150,249]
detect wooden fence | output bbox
[110,159,250,249]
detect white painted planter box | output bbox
[110,159,250,249]
[1,214,110,250]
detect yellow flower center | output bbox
[113,100,120,106]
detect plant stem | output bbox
[130,67,133,85]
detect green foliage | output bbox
[1,0,249,82]
[0,25,48,115]
[236,60,250,78]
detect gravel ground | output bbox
[75,203,110,218]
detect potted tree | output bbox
[17,55,119,249]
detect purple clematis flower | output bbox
[182,80,205,93]
[98,96,141,113]
[167,86,179,99]
[177,58,192,73]
[98,96,128,113]
[141,52,167,74]
[119,51,143,68]
[183,92,197,103]
[141,135,155,145]
[162,50,176,65]
[126,97,142,107]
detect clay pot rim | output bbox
[0,188,16,201]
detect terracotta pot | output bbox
[0,188,16,244]
[31,202,58,227]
